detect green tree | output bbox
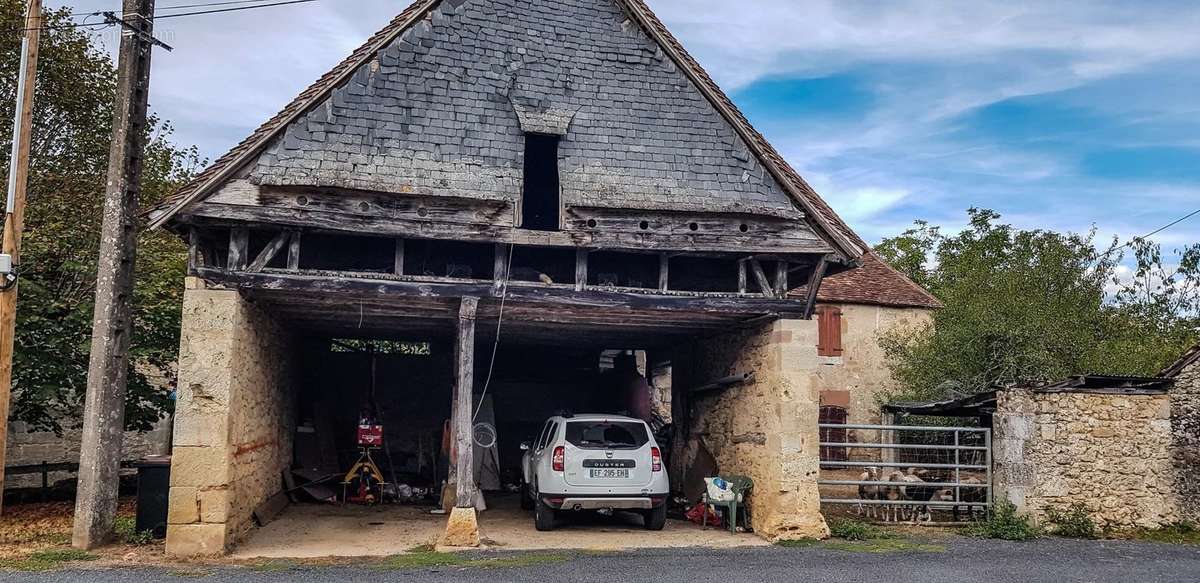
[877,208,1199,401]
[1,2,201,433]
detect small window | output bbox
[522,134,561,231]
[816,306,844,357]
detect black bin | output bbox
[135,455,171,539]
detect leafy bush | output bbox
[1045,503,1097,539]
[963,499,1040,541]
[827,518,895,541]
[114,516,154,546]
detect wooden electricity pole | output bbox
[73,0,158,549]
[0,0,43,517]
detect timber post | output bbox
[73,0,157,549]
[0,0,41,517]
[442,296,481,547]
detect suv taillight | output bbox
[552,446,565,472]
[651,447,662,472]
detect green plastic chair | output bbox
[702,475,754,534]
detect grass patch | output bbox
[114,516,155,546]
[0,547,99,572]
[1044,503,1097,539]
[249,559,298,572]
[1126,523,1200,545]
[962,499,1041,541]
[827,518,896,541]
[375,550,569,571]
[823,539,946,554]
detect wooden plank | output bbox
[393,238,404,276]
[247,231,291,273]
[575,249,589,292]
[748,258,774,298]
[803,255,830,319]
[454,297,479,509]
[228,228,249,271]
[287,230,302,271]
[658,254,670,292]
[188,228,200,271]
[193,267,809,316]
[181,204,839,255]
[773,261,789,299]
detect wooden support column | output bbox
[575,249,588,292]
[749,258,774,298]
[187,228,200,271]
[227,227,248,271]
[453,297,479,508]
[659,253,670,293]
[393,238,404,276]
[738,259,748,296]
[287,230,302,270]
[773,261,789,299]
[494,244,509,295]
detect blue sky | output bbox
[54,0,1200,260]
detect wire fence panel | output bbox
[817,423,992,524]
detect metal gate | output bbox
[817,423,992,522]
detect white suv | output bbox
[520,414,669,531]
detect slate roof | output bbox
[145,0,865,261]
[791,252,943,310]
[1162,343,1200,378]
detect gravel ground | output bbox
[8,537,1200,582]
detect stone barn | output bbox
[145,0,934,555]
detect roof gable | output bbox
[1163,343,1200,378]
[147,0,865,261]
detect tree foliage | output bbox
[876,208,1200,401]
[1,2,202,433]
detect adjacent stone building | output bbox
[993,377,1178,529]
[1163,344,1200,524]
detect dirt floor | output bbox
[232,493,768,559]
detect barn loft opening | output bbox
[522,133,561,231]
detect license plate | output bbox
[589,469,629,479]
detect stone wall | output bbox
[166,279,295,556]
[4,419,170,491]
[685,319,827,541]
[994,387,1178,529]
[1171,357,1200,524]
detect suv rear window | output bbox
[565,421,649,450]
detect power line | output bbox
[1101,207,1200,259]
[5,0,321,34]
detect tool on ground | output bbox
[342,417,388,504]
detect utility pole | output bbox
[73,0,158,549]
[0,0,43,517]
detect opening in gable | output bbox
[521,133,561,231]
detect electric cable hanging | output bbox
[473,242,514,422]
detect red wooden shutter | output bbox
[816,307,844,357]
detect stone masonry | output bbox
[251,0,801,218]
[994,387,1178,529]
[166,278,295,556]
[685,319,829,541]
[1170,353,1200,524]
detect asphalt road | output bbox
[11,537,1200,582]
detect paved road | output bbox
[12,538,1200,582]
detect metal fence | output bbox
[817,423,992,523]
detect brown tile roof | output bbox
[144,0,865,262]
[791,253,943,310]
[1162,343,1200,378]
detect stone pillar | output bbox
[1171,359,1200,524]
[687,319,828,541]
[992,388,1036,514]
[165,278,294,556]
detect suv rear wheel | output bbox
[534,495,557,531]
[643,505,666,531]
